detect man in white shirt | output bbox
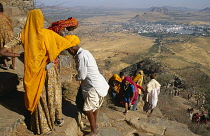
[146,74,161,115]
[65,35,109,136]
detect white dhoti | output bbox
[147,79,161,110]
[82,88,104,112]
[148,87,160,109]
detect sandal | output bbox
[0,65,9,70]
[55,119,64,127]
[44,130,52,135]
[123,110,128,115]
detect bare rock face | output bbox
[12,16,27,34]
[1,0,33,16]
[4,6,22,17]
[200,7,210,12]
[59,55,75,83]
[148,7,169,14]
[124,109,198,136]
[1,0,33,34]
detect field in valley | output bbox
[61,8,210,78]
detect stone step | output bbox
[51,116,78,136]
[0,72,19,96]
[0,88,80,136]
[0,95,25,136]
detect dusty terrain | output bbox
[65,9,210,135]
[1,7,210,136]
[70,9,210,85]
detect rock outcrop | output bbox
[1,0,33,34]
[148,7,169,14]
[200,7,210,13]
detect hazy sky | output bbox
[35,0,210,9]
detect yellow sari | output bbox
[21,9,79,113]
[4,9,80,134]
[133,70,144,86]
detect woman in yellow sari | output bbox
[133,70,144,86]
[132,70,144,110]
[0,9,80,135]
[109,74,122,105]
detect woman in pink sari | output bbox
[122,77,140,114]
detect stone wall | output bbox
[0,0,33,16]
[0,0,73,96]
[1,0,34,34]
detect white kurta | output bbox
[147,79,161,109]
[75,48,109,97]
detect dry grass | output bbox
[156,36,210,78]
[189,21,210,25]
[77,28,155,72]
[158,94,191,124]
[160,57,192,69]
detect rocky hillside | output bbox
[1,0,33,15]
[200,7,210,12]
[1,56,209,136]
[129,12,170,23]
[1,2,210,136]
[148,7,169,14]
[1,0,33,34]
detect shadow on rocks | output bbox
[62,97,79,119]
[0,72,30,128]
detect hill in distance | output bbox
[200,7,210,12]
[148,7,169,14]
[162,6,198,12]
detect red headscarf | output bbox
[123,77,139,105]
[124,76,143,90]
[48,17,78,34]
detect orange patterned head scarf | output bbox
[48,17,78,34]
[21,9,78,113]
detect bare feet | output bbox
[11,65,16,70]
[147,113,151,117]
[54,119,64,127]
[86,130,98,136]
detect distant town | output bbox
[123,22,210,36]
[44,7,210,38]
[88,21,210,37]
